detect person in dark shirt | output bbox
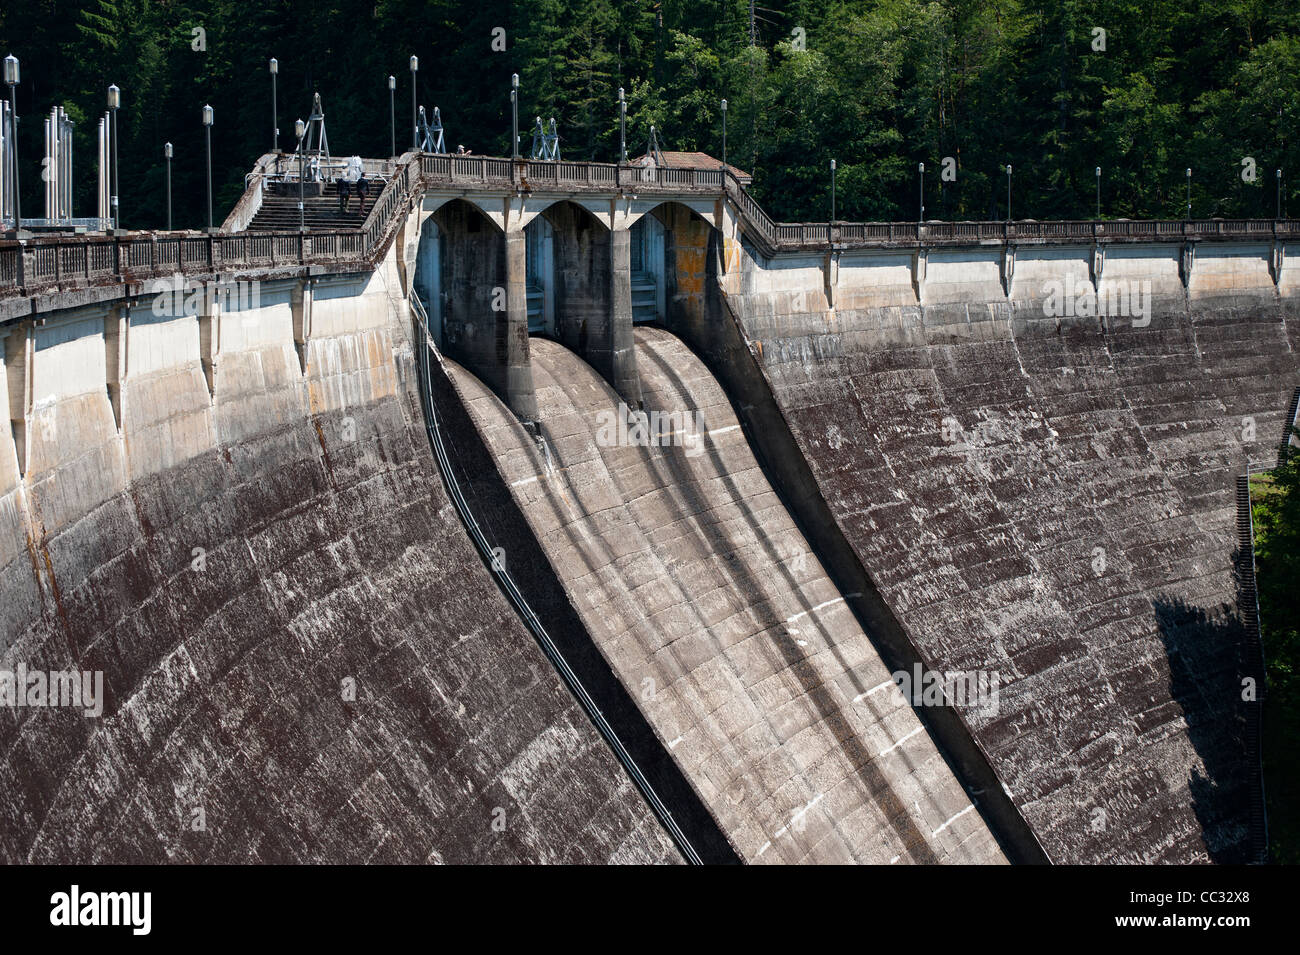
[356,175,370,215]
[337,177,351,214]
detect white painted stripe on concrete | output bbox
[878,725,924,756]
[785,596,846,625]
[853,678,898,703]
[770,792,826,844]
[932,803,976,837]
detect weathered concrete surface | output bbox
[448,329,1006,864]
[542,203,640,405]
[0,263,677,863]
[431,200,538,421]
[711,237,1300,863]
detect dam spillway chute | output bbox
[440,327,1009,864]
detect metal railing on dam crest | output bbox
[3,149,1299,309]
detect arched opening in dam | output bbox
[415,197,536,421]
[421,197,507,359]
[521,205,669,332]
[630,213,667,325]
[535,200,616,366]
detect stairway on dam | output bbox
[246,185,371,231]
[441,329,1007,863]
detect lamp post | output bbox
[1186,167,1192,219]
[918,161,925,223]
[203,104,214,231]
[511,73,519,160]
[108,84,120,230]
[1005,164,1012,222]
[1277,168,1283,219]
[410,56,418,150]
[3,54,19,234]
[164,142,172,230]
[721,98,728,174]
[295,117,306,231]
[618,87,626,163]
[1095,166,1101,219]
[388,75,396,158]
[269,58,278,152]
[830,158,836,224]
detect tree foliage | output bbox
[1,0,1298,228]
[1254,431,1300,863]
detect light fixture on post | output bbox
[721,98,728,176]
[107,84,120,230]
[269,58,279,152]
[3,54,20,236]
[164,142,173,230]
[410,56,419,150]
[1277,168,1283,220]
[388,75,396,158]
[511,73,519,160]
[918,161,925,224]
[203,104,214,231]
[618,87,626,164]
[1095,166,1101,219]
[830,158,837,224]
[1186,167,1192,219]
[1005,164,1013,222]
[295,117,306,232]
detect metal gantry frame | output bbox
[291,92,332,182]
[416,105,445,154]
[645,125,665,167]
[530,116,560,161]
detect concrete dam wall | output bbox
[442,328,1005,863]
[681,234,1299,863]
[0,254,678,863]
[3,147,1292,863]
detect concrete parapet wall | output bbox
[1190,243,1277,305]
[1278,242,1300,298]
[923,249,1006,306]
[1008,246,1093,306]
[1101,243,1186,299]
[837,251,918,311]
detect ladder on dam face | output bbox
[1234,475,1269,864]
[408,290,705,864]
[1280,387,1300,467]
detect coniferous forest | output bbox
[0,1,1297,231]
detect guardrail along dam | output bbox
[1,151,1294,864]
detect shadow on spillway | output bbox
[629,331,943,861]
[1152,593,1252,863]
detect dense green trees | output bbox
[1,0,1298,229]
[1253,433,1300,863]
